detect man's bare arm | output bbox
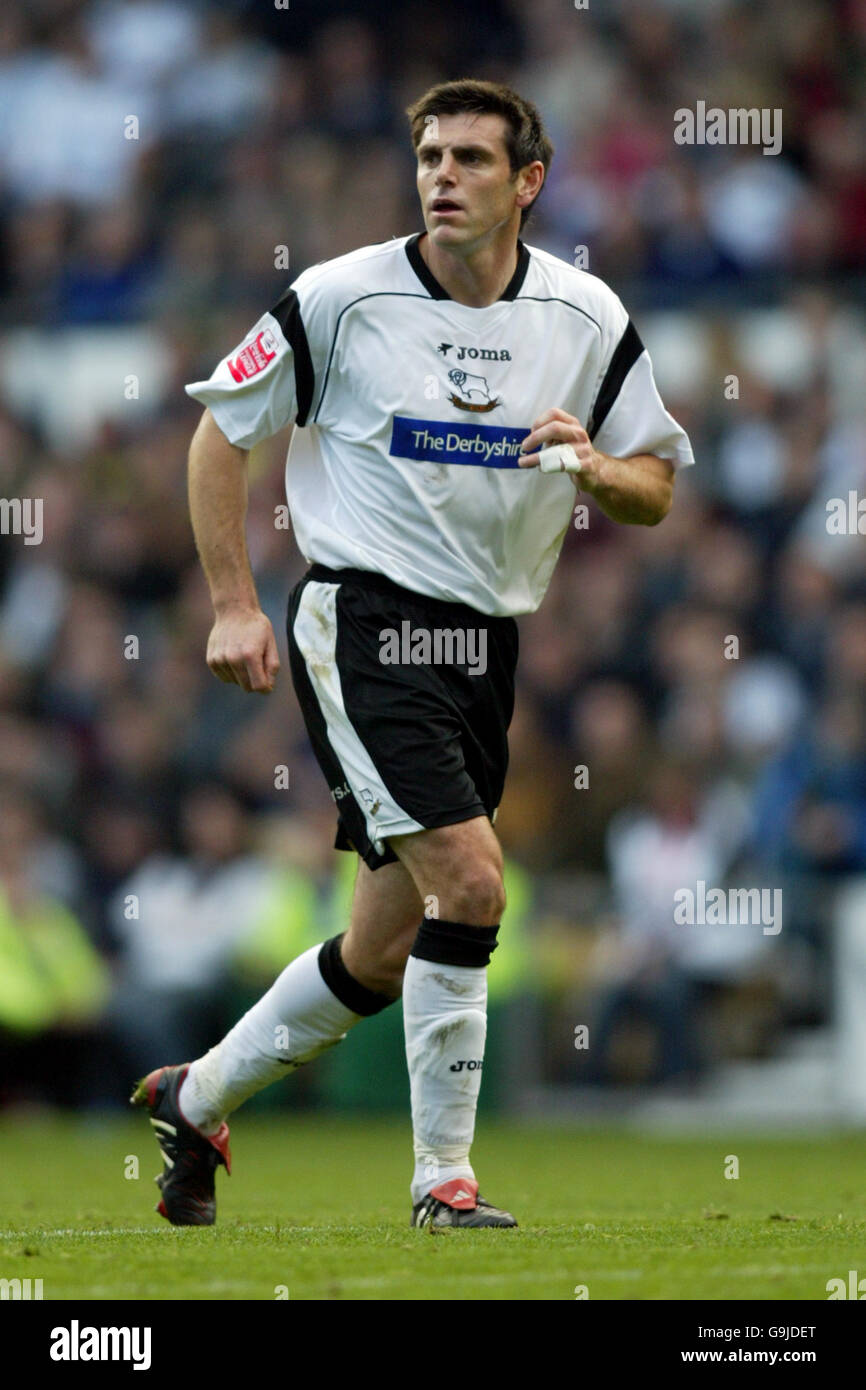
[188,408,280,693]
[573,450,674,526]
[519,406,675,525]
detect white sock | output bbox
[179,943,361,1134]
[402,954,488,1206]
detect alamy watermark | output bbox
[674,881,782,935]
[379,622,487,675]
[0,497,42,545]
[674,101,782,156]
[1,1277,43,1299]
[827,1270,866,1299]
[50,1322,151,1370]
[826,491,866,535]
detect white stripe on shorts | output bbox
[291,579,425,852]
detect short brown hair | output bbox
[406,78,554,230]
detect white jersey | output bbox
[185,234,694,617]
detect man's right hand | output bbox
[206,604,281,693]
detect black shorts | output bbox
[286,564,518,870]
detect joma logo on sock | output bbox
[449,1059,483,1072]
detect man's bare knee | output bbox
[442,863,505,926]
[391,818,506,926]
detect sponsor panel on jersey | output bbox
[228,327,279,382]
[389,416,530,468]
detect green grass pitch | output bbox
[1,1114,864,1300]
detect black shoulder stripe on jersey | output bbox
[269,287,315,427]
[588,319,644,441]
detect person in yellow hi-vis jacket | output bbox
[0,880,110,1105]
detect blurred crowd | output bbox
[1,0,865,1107]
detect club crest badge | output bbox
[446,368,501,413]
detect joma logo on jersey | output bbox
[228,328,278,382]
[437,342,511,362]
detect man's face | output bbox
[416,112,528,251]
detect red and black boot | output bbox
[131,1064,231,1226]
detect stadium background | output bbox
[1,0,865,1131]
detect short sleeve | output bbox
[588,299,694,469]
[185,287,315,449]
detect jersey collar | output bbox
[405,232,530,303]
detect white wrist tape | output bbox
[539,443,582,474]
